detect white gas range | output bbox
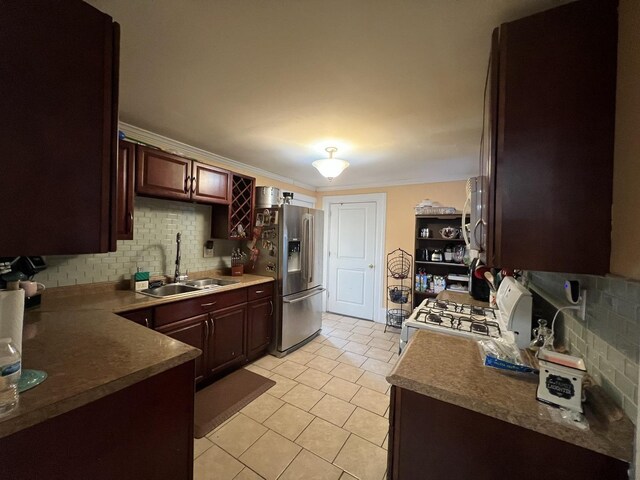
[400,277,532,353]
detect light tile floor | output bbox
[193,312,401,480]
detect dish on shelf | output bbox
[439,227,460,239]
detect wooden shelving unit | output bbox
[413,214,470,308]
[211,173,255,239]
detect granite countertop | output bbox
[36,273,274,314]
[0,274,274,439]
[387,330,634,462]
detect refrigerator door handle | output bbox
[308,215,314,284]
[282,288,326,304]
[301,215,309,283]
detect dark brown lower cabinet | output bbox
[1,361,195,480]
[247,298,273,361]
[158,315,208,384]
[119,282,273,386]
[388,386,628,480]
[118,307,153,328]
[209,305,247,375]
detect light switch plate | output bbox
[203,246,214,258]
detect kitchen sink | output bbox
[186,278,240,287]
[139,283,202,298]
[139,278,241,298]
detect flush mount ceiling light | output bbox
[312,147,350,181]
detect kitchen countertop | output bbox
[387,330,634,462]
[36,273,274,313]
[0,274,274,439]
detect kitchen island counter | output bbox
[387,330,634,463]
[0,273,273,440]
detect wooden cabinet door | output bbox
[117,141,136,240]
[135,146,191,201]
[192,161,231,205]
[490,0,617,274]
[158,315,208,384]
[209,305,247,375]
[118,308,153,328]
[247,298,273,360]
[0,2,119,255]
[479,28,500,267]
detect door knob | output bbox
[369,264,374,268]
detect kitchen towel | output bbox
[0,289,25,353]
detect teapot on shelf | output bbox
[439,227,460,239]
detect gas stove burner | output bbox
[435,300,449,309]
[471,322,489,334]
[471,306,486,316]
[427,313,442,324]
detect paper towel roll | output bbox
[0,289,25,354]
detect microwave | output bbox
[463,177,485,256]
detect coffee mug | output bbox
[19,281,46,297]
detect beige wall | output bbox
[610,0,640,281]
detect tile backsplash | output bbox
[528,271,639,424]
[37,197,238,287]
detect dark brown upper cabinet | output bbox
[136,145,231,205]
[192,162,231,204]
[0,1,119,256]
[117,140,136,240]
[483,0,617,275]
[135,146,192,201]
[211,173,256,239]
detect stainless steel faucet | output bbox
[174,232,186,283]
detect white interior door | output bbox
[327,202,377,320]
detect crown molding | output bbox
[119,122,318,193]
[315,176,468,192]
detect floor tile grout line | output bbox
[210,417,270,465]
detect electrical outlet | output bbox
[203,246,214,258]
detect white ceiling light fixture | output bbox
[312,147,350,181]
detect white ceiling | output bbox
[88,0,570,190]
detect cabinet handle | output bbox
[269,300,273,316]
[184,176,189,193]
[190,176,196,193]
[255,290,264,294]
[144,317,149,328]
[204,318,209,339]
[201,302,217,307]
[128,211,133,232]
[210,318,215,335]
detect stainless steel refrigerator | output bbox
[251,204,324,356]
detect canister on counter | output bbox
[536,349,586,413]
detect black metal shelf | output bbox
[386,248,412,332]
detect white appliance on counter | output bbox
[495,276,533,349]
[400,276,533,352]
